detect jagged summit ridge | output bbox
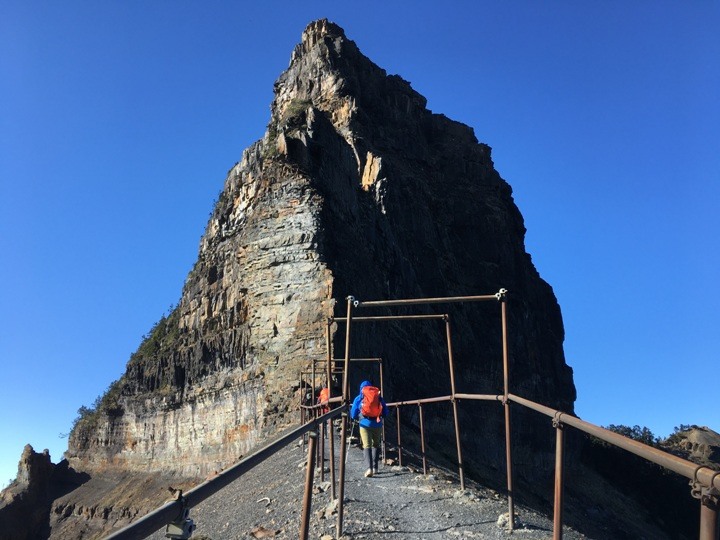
[266,19,501,233]
[276,18,427,127]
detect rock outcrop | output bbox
[0,446,88,540]
[0,445,54,540]
[663,426,720,469]
[51,19,576,536]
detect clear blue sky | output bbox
[1,2,718,488]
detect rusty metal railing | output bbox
[328,308,468,537]
[508,393,720,539]
[103,407,343,540]
[386,390,720,539]
[332,291,510,536]
[103,289,717,539]
[336,289,718,540]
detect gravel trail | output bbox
[148,426,589,539]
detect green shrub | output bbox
[605,424,660,446]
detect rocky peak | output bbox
[0,446,55,540]
[271,19,434,179]
[14,445,53,492]
[66,19,574,497]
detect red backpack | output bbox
[360,386,382,420]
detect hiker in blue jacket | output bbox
[350,380,388,477]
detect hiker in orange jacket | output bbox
[317,387,330,414]
[350,380,388,477]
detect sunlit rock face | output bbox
[67,19,575,483]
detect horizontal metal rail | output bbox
[355,293,501,308]
[332,314,447,322]
[301,395,343,410]
[507,393,720,493]
[454,393,503,402]
[311,357,382,363]
[386,391,720,495]
[384,394,500,408]
[386,395,454,407]
[104,407,345,540]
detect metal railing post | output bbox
[312,360,316,412]
[336,296,354,539]
[299,369,304,440]
[553,419,565,540]
[299,431,318,540]
[445,315,465,490]
[419,403,427,475]
[396,406,403,467]
[319,418,325,482]
[336,413,348,539]
[380,359,386,463]
[699,495,719,540]
[329,415,336,499]
[500,294,514,529]
[325,320,336,499]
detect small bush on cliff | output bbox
[130,308,180,365]
[70,378,124,434]
[664,424,698,446]
[71,405,94,429]
[281,98,312,125]
[605,424,660,447]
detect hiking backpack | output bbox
[360,386,382,420]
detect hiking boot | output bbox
[364,468,373,477]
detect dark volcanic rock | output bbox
[0,445,54,540]
[58,19,576,538]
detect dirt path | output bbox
[337,436,585,540]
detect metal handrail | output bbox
[386,390,720,493]
[385,390,720,539]
[104,287,717,539]
[104,407,344,540]
[332,314,447,322]
[387,395,453,407]
[355,293,501,307]
[103,390,717,540]
[507,393,720,493]
[300,395,343,410]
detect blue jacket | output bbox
[350,380,388,428]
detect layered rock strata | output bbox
[67,18,575,495]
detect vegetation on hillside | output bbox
[605,424,660,446]
[70,306,181,435]
[127,307,181,368]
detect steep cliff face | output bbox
[67,19,575,484]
